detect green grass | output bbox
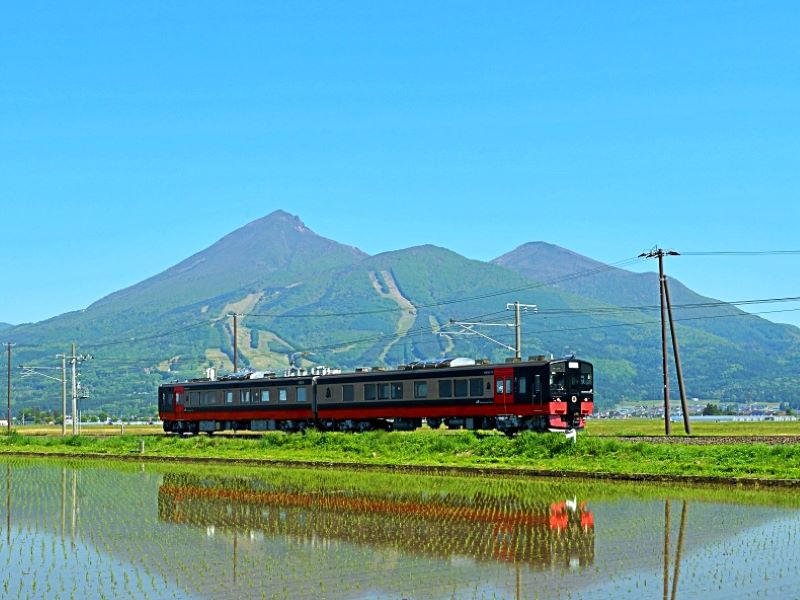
[2,428,800,482]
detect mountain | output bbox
[494,242,800,405]
[0,323,12,331]
[5,215,800,418]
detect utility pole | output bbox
[639,248,690,435]
[444,302,538,359]
[20,355,70,436]
[663,275,691,435]
[56,353,68,436]
[67,345,93,435]
[71,344,78,435]
[232,313,238,372]
[5,343,13,435]
[506,302,538,360]
[61,354,67,435]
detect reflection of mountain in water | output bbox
[158,472,595,570]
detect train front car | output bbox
[541,358,593,431]
[489,356,593,433]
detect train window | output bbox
[414,381,428,399]
[580,364,593,391]
[205,392,217,405]
[518,377,527,395]
[439,380,452,398]
[495,379,504,395]
[392,382,404,400]
[505,378,512,395]
[550,371,566,391]
[225,391,234,404]
[378,383,390,400]
[297,387,307,402]
[263,389,271,403]
[241,390,251,403]
[534,375,541,394]
[364,384,376,401]
[569,372,581,389]
[342,385,354,402]
[469,378,483,397]
[454,379,468,397]
[278,389,288,402]
[189,392,199,405]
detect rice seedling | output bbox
[0,455,798,598]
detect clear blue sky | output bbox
[2,1,799,327]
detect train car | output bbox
[158,356,593,435]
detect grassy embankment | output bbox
[2,420,800,482]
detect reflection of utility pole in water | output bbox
[60,467,66,538]
[515,561,521,600]
[5,463,10,545]
[71,468,78,547]
[663,499,689,600]
[663,500,670,600]
[233,530,238,585]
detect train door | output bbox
[493,367,513,405]
[173,386,185,414]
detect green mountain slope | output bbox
[4,217,799,418]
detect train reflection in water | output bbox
[158,473,595,570]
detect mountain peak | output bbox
[88,210,368,312]
[260,210,308,231]
[493,242,610,283]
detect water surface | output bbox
[1,457,798,599]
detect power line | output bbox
[681,250,800,256]
[520,295,800,318]
[527,306,800,334]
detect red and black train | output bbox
[158,356,593,434]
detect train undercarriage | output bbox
[162,413,581,436]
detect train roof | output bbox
[161,355,590,387]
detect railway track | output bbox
[608,435,800,445]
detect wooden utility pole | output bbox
[658,254,671,435]
[639,248,690,435]
[663,277,691,434]
[5,343,13,434]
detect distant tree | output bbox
[702,403,724,416]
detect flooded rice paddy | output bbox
[1,457,799,599]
